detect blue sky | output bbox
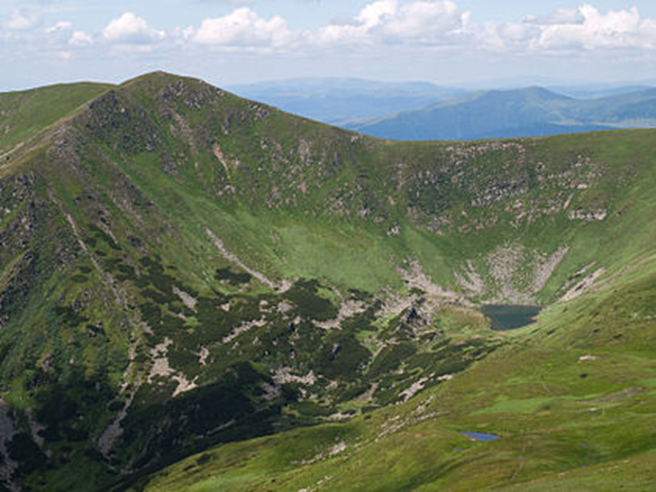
[2,1,656,90]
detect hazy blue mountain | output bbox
[550,84,655,100]
[347,86,656,141]
[228,78,466,124]
[571,88,656,123]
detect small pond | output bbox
[460,431,500,442]
[480,304,542,331]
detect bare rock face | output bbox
[454,245,570,303]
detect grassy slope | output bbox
[143,252,656,490]
[0,82,113,153]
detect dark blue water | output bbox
[480,304,542,331]
[460,431,501,441]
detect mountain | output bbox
[549,84,655,100]
[0,72,656,491]
[228,78,466,125]
[347,86,656,140]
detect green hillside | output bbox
[0,82,113,155]
[0,72,655,491]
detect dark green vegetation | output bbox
[0,72,655,491]
[348,86,656,140]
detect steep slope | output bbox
[347,86,656,140]
[0,72,655,490]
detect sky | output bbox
[2,1,656,90]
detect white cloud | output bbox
[191,8,295,50]
[379,1,468,43]
[314,0,393,45]
[535,5,655,50]
[6,1,656,66]
[314,0,470,46]
[102,12,165,45]
[358,0,397,29]
[3,8,40,31]
[55,50,73,61]
[69,31,94,47]
[311,1,656,53]
[472,4,656,52]
[524,8,584,27]
[46,21,73,34]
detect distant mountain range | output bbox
[346,86,656,140]
[228,78,466,124]
[549,84,655,100]
[229,78,656,141]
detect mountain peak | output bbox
[120,70,182,85]
[480,86,572,102]
[117,71,220,97]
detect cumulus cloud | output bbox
[474,4,656,52]
[55,51,73,61]
[102,12,165,45]
[375,1,469,43]
[46,21,73,34]
[534,5,656,50]
[325,0,471,45]
[314,0,470,46]
[7,1,656,63]
[190,8,295,49]
[314,0,394,45]
[310,1,656,53]
[524,8,584,27]
[3,8,40,30]
[69,31,94,47]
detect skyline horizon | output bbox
[4,69,656,94]
[3,1,656,91]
